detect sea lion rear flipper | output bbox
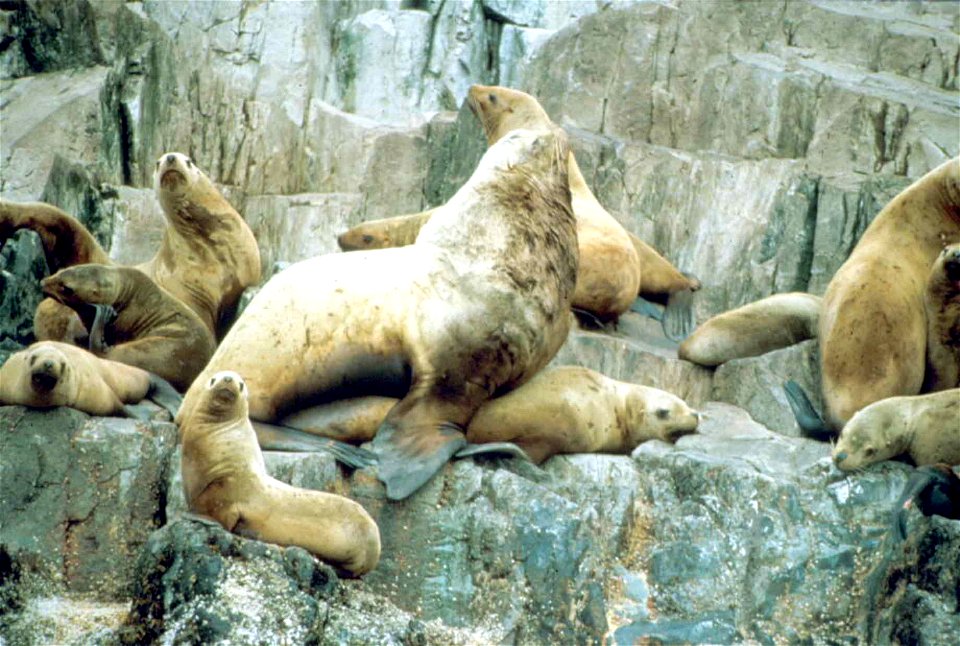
[146,373,183,419]
[782,380,833,441]
[455,441,533,462]
[629,297,664,322]
[252,421,377,469]
[373,420,467,501]
[123,402,158,422]
[662,289,695,341]
[88,304,117,354]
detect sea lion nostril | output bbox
[166,154,176,164]
[834,451,847,464]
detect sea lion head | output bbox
[626,386,700,444]
[935,243,960,285]
[23,343,72,402]
[41,264,117,305]
[467,85,553,145]
[337,222,389,252]
[198,370,248,422]
[833,401,902,471]
[154,152,203,195]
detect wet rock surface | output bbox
[1,0,958,643]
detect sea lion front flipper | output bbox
[782,380,833,441]
[252,421,377,469]
[146,373,183,419]
[373,419,467,501]
[88,304,117,354]
[662,289,695,341]
[455,441,533,462]
[629,297,664,322]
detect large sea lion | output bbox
[924,243,960,392]
[41,264,216,391]
[180,371,380,576]
[338,85,699,337]
[786,158,960,438]
[2,152,261,341]
[179,127,579,500]
[0,341,180,418]
[678,293,821,367]
[832,389,960,471]
[279,366,700,464]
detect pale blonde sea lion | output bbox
[786,158,960,438]
[279,366,700,464]
[832,389,960,471]
[179,128,578,500]
[924,243,960,392]
[678,293,821,367]
[0,341,165,416]
[3,152,261,341]
[41,264,216,392]
[180,371,380,576]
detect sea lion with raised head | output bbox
[924,243,960,392]
[279,366,701,464]
[180,371,380,576]
[3,153,260,342]
[679,293,821,367]
[786,158,960,438]
[179,127,578,500]
[0,340,180,418]
[41,264,216,391]
[832,389,960,471]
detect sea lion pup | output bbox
[892,464,960,540]
[179,127,578,500]
[4,153,260,341]
[831,389,960,472]
[180,371,380,576]
[40,264,216,392]
[678,293,821,367]
[0,341,180,418]
[279,366,701,464]
[785,158,960,439]
[924,243,960,391]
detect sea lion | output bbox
[786,158,960,438]
[2,152,261,341]
[33,298,89,347]
[832,389,960,471]
[0,340,179,418]
[279,366,701,464]
[337,210,435,251]
[893,464,960,540]
[180,371,380,576]
[678,293,821,367]
[40,264,216,392]
[924,243,960,392]
[179,127,578,500]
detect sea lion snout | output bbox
[833,451,848,466]
[30,357,63,392]
[207,370,247,401]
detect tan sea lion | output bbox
[41,264,216,392]
[33,298,89,347]
[786,158,960,438]
[337,210,435,251]
[678,293,821,367]
[0,341,172,417]
[3,153,261,341]
[832,389,960,471]
[179,127,578,500]
[924,243,960,392]
[180,371,380,576]
[279,366,700,464]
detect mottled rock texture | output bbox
[1,0,958,644]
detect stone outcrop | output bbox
[1,0,958,643]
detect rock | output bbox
[1,0,104,79]
[497,24,553,89]
[0,229,49,348]
[0,406,178,599]
[102,186,166,265]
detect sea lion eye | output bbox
[656,409,670,420]
[29,355,37,367]
[488,93,497,104]
[864,447,876,457]
[186,158,194,167]
[363,235,374,244]
[209,377,216,388]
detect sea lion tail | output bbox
[629,296,664,322]
[455,441,533,462]
[782,380,833,441]
[147,373,183,419]
[662,289,696,341]
[252,421,377,469]
[372,420,467,501]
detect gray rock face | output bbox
[1,0,958,643]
